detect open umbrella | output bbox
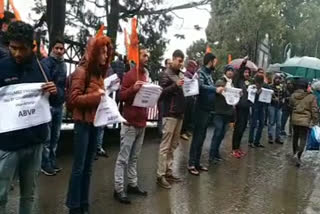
[229,58,258,72]
[280,56,320,80]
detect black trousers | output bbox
[292,125,310,159]
[232,107,250,150]
[181,96,196,134]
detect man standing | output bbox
[157,58,172,137]
[0,21,60,214]
[156,50,185,189]
[188,53,224,175]
[41,38,67,176]
[268,75,285,144]
[114,49,150,204]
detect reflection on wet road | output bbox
[6,127,320,214]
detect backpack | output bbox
[65,69,91,112]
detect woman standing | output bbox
[66,36,113,214]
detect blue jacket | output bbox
[41,56,67,106]
[0,55,62,151]
[196,66,216,111]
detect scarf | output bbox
[50,51,64,62]
[224,74,233,88]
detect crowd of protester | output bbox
[0,12,319,214]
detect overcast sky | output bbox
[15,0,210,61]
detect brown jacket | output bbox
[70,66,104,123]
[290,89,318,127]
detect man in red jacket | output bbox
[113,49,150,204]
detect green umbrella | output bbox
[280,56,320,80]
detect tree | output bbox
[206,0,320,64]
[33,0,210,77]
[206,0,284,64]
[186,39,206,63]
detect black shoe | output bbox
[255,144,265,148]
[113,191,131,204]
[275,138,284,144]
[69,208,82,214]
[127,185,148,196]
[41,167,56,176]
[53,166,63,173]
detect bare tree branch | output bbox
[135,0,210,16]
[119,0,144,19]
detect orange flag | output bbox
[95,24,105,38]
[228,54,232,63]
[128,18,140,79]
[9,0,21,21]
[206,45,212,53]
[0,0,4,19]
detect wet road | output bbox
[6,126,320,214]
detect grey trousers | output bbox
[114,124,145,192]
[0,144,43,214]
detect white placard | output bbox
[258,88,274,103]
[104,74,120,94]
[248,85,257,103]
[0,83,51,133]
[94,95,126,127]
[222,87,242,105]
[183,76,199,97]
[132,84,162,108]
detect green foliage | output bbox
[206,0,320,64]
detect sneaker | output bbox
[275,138,284,144]
[113,191,131,204]
[97,148,109,158]
[157,176,172,189]
[166,175,182,182]
[41,167,56,176]
[232,150,241,159]
[127,185,148,196]
[268,136,274,144]
[180,134,189,141]
[53,166,63,173]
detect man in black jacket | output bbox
[0,21,60,214]
[157,50,185,189]
[41,38,67,176]
[188,53,224,175]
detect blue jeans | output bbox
[209,115,230,160]
[268,106,282,140]
[188,108,210,167]
[42,106,63,169]
[96,127,105,151]
[249,106,265,145]
[66,122,99,209]
[0,144,43,214]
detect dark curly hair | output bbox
[7,21,34,48]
